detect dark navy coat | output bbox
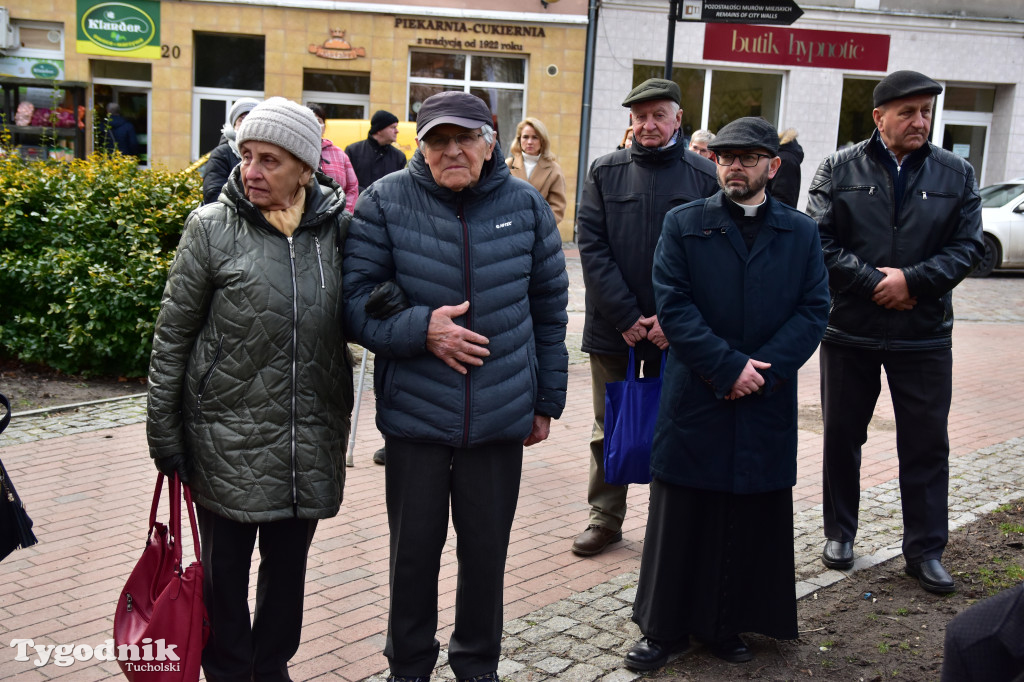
[650,192,829,494]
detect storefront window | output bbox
[194,33,265,90]
[632,65,781,139]
[303,70,370,119]
[93,61,152,166]
[408,50,525,144]
[837,77,880,149]
[944,86,995,113]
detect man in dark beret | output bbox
[806,70,984,593]
[573,78,718,557]
[623,116,829,670]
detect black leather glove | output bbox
[154,454,190,485]
[365,280,411,320]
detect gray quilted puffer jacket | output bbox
[343,148,568,447]
[147,167,354,523]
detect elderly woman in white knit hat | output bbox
[201,96,261,204]
[147,96,354,682]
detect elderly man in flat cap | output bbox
[573,78,717,557]
[623,116,829,670]
[343,90,568,682]
[806,70,984,593]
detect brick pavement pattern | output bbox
[1,252,1022,681]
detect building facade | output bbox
[587,0,1024,208]
[0,0,587,237]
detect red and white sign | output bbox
[703,23,890,72]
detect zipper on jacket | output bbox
[457,199,472,449]
[195,336,224,421]
[314,236,326,289]
[287,236,299,513]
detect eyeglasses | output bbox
[715,152,772,167]
[422,132,484,151]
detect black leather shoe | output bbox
[373,447,387,465]
[906,559,955,594]
[387,676,428,682]
[571,525,623,556]
[623,636,690,671]
[822,540,854,570]
[709,634,754,663]
[459,673,499,682]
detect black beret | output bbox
[622,78,681,107]
[707,117,779,155]
[873,70,942,108]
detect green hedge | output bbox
[0,149,202,377]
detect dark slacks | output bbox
[633,479,798,643]
[587,352,661,531]
[196,506,318,682]
[384,437,523,679]
[820,342,953,562]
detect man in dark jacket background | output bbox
[343,91,568,682]
[103,102,138,157]
[345,108,407,193]
[806,70,984,594]
[768,127,803,207]
[625,116,829,671]
[573,78,718,557]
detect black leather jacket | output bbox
[806,131,984,351]
[577,137,718,364]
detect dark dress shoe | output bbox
[624,635,690,671]
[387,676,428,682]
[709,634,754,663]
[571,524,622,556]
[373,447,387,465]
[822,539,854,570]
[459,673,499,682]
[906,559,955,594]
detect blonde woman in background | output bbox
[506,117,567,223]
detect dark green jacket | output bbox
[147,167,354,523]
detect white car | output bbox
[973,178,1024,277]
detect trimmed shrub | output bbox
[0,149,201,376]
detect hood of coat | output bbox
[408,141,510,200]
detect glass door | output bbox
[941,121,988,186]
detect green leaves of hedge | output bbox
[0,152,201,376]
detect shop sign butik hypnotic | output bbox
[76,0,160,59]
[703,23,889,71]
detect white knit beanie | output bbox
[236,97,322,172]
[228,97,261,126]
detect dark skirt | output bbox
[632,478,798,643]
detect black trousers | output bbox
[196,506,318,682]
[383,437,523,679]
[820,342,953,562]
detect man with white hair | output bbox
[573,78,718,557]
[343,90,568,682]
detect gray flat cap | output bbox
[707,117,780,155]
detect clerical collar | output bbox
[727,195,766,217]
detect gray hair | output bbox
[691,129,715,145]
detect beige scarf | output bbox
[260,186,306,236]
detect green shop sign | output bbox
[31,62,61,79]
[76,0,160,59]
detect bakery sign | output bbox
[309,29,366,60]
[394,17,546,53]
[75,0,160,59]
[703,23,890,71]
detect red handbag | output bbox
[113,473,209,681]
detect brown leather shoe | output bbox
[571,525,622,556]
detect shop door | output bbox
[939,112,990,186]
[93,85,150,166]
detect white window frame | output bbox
[406,49,528,118]
[190,86,263,161]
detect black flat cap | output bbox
[707,117,779,155]
[873,70,942,108]
[416,91,493,137]
[622,78,681,107]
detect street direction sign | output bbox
[680,0,804,26]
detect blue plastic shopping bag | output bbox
[603,348,663,486]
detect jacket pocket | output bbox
[837,185,879,195]
[195,336,224,422]
[603,193,643,214]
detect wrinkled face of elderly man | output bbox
[418,124,497,192]
[239,141,312,211]
[630,99,683,149]
[873,93,933,161]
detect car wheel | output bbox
[970,233,1000,278]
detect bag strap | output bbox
[169,474,183,571]
[182,483,202,562]
[148,474,164,536]
[0,393,10,435]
